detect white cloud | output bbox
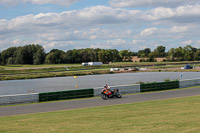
[0,0,20,6]
[107,39,126,46]
[1,5,200,51]
[110,0,200,8]
[0,0,81,6]
[140,27,158,36]
[169,26,189,33]
[132,40,145,44]
[182,40,192,45]
[89,39,127,50]
[197,40,200,45]
[90,43,111,49]
[0,6,140,41]
[1,5,200,39]
[146,5,200,23]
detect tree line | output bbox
[0,44,200,65]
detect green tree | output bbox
[13,44,45,64]
[147,51,157,62]
[88,48,100,62]
[1,47,17,65]
[72,49,81,63]
[167,48,175,61]
[155,45,166,57]
[138,48,151,58]
[174,47,184,61]
[15,47,26,64]
[79,49,91,62]
[64,49,82,63]
[183,45,196,61]
[102,49,121,63]
[65,50,73,63]
[119,50,132,62]
[98,49,106,63]
[45,49,65,64]
[194,49,200,61]
[33,47,46,65]
[0,51,1,65]
[111,49,121,62]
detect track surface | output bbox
[1,87,200,116]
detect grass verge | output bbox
[1,95,200,133]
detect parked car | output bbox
[82,62,88,66]
[181,64,193,69]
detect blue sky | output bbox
[0,0,200,52]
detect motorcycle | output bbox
[101,88,122,100]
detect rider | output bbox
[102,84,109,91]
[105,84,110,90]
[105,84,117,94]
[102,84,111,94]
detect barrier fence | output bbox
[1,79,200,105]
[39,88,94,102]
[179,78,200,88]
[140,81,179,92]
[0,93,38,106]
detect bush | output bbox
[164,78,171,82]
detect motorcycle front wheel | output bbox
[101,94,108,100]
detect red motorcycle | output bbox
[101,88,122,100]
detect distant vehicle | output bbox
[181,64,193,69]
[110,68,120,71]
[82,62,88,66]
[88,62,103,66]
[82,62,103,66]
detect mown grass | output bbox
[0,64,113,80]
[1,96,200,133]
[112,61,200,66]
[0,69,114,80]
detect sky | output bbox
[0,0,200,52]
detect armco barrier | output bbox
[39,88,94,102]
[0,93,39,105]
[140,81,179,92]
[94,84,140,96]
[179,78,200,88]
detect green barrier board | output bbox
[140,81,179,92]
[39,88,94,102]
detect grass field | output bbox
[0,64,113,80]
[1,96,200,133]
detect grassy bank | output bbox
[0,65,113,80]
[0,61,200,80]
[1,96,200,133]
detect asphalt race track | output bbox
[1,87,200,117]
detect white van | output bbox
[88,62,103,66]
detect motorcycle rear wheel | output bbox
[117,93,122,98]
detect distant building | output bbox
[154,57,166,62]
[131,56,148,62]
[130,56,166,62]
